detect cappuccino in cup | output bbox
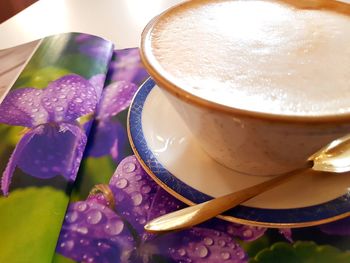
[141,0,350,175]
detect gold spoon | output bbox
[145,134,350,233]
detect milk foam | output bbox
[149,0,350,116]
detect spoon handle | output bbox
[144,166,310,233]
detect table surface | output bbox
[1,0,350,51]
[0,0,183,50]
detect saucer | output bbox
[128,78,350,228]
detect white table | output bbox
[0,0,183,49]
[1,0,350,50]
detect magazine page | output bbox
[0,32,113,263]
[53,48,350,263]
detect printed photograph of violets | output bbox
[0,33,113,262]
[54,49,350,263]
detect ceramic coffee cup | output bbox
[140,0,350,176]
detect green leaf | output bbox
[0,187,69,263]
[56,54,105,78]
[240,236,270,258]
[52,253,77,263]
[14,66,70,89]
[0,125,26,147]
[71,156,116,201]
[250,241,350,263]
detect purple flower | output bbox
[85,81,138,162]
[111,49,149,86]
[57,156,253,263]
[75,33,113,63]
[0,74,102,195]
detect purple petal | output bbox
[60,123,88,179]
[319,217,350,236]
[16,122,86,181]
[79,40,113,63]
[279,228,293,242]
[0,88,47,127]
[142,186,186,242]
[146,187,185,222]
[209,221,266,242]
[57,200,133,263]
[89,74,106,100]
[1,128,37,195]
[152,227,248,263]
[96,81,138,119]
[85,119,126,163]
[42,74,98,122]
[109,155,159,234]
[111,49,149,85]
[75,33,94,43]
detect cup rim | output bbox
[140,0,350,124]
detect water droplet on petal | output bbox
[66,211,79,223]
[204,237,214,246]
[218,239,226,247]
[77,227,88,235]
[134,174,142,181]
[65,240,74,250]
[59,94,66,99]
[131,192,142,206]
[86,210,103,225]
[221,252,231,260]
[80,239,90,245]
[196,245,208,258]
[138,217,146,225]
[141,185,151,194]
[236,250,245,259]
[123,162,136,173]
[115,178,128,189]
[178,248,186,256]
[75,98,83,103]
[56,106,64,112]
[229,243,236,249]
[243,229,253,238]
[104,218,124,235]
[52,98,58,102]
[214,231,220,237]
